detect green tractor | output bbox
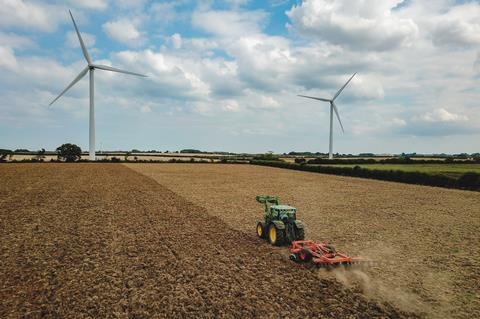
[256,195,305,246]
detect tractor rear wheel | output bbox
[256,222,266,239]
[268,224,285,246]
[295,226,305,240]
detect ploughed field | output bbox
[0,164,411,318]
[127,164,480,319]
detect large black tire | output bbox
[268,223,285,246]
[256,222,266,239]
[295,226,305,241]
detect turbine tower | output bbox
[298,73,356,159]
[50,10,147,161]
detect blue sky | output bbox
[0,0,479,154]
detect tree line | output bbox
[251,160,480,191]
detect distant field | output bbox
[315,163,480,176]
[127,164,480,319]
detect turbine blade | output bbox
[50,66,89,106]
[331,101,345,133]
[92,64,147,77]
[332,73,356,101]
[297,94,331,102]
[69,10,91,64]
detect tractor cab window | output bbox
[271,209,278,218]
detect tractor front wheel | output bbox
[256,222,266,239]
[268,224,285,246]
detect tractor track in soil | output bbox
[0,164,417,318]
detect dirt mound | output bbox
[0,164,415,318]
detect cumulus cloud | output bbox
[0,46,17,70]
[221,99,241,112]
[417,108,468,123]
[170,33,182,49]
[286,0,419,51]
[103,19,144,47]
[192,9,267,37]
[150,2,178,24]
[0,31,34,49]
[109,49,211,101]
[429,3,480,48]
[0,0,64,32]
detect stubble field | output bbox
[1,164,412,318]
[126,163,480,319]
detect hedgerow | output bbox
[250,160,479,191]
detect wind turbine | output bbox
[298,73,356,159]
[50,10,147,161]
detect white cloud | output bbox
[0,31,34,49]
[150,2,178,24]
[192,9,267,37]
[222,99,240,112]
[171,33,182,49]
[0,46,17,70]
[0,0,63,32]
[110,49,211,100]
[348,74,384,100]
[140,104,151,113]
[429,3,480,48]
[418,108,468,123]
[241,90,281,110]
[286,0,419,51]
[102,19,144,47]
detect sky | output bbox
[0,0,479,154]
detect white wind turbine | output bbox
[298,73,356,159]
[50,10,147,161]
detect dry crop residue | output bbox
[0,164,413,318]
[126,163,480,319]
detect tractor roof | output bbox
[271,205,296,210]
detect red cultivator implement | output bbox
[289,240,368,268]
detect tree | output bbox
[56,143,82,162]
[0,149,13,162]
[36,148,46,161]
[181,149,201,153]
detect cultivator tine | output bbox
[289,240,373,270]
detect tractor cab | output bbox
[270,205,297,222]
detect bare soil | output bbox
[126,163,480,319]
[0,164,413,318]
